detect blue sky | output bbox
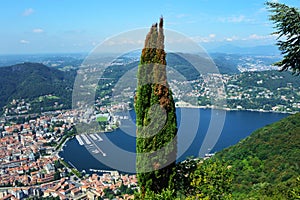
[0,0,299,54]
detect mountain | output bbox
[0,62,75,111]
[166,52,240,77]
[210,53,241,74]
[209,44,280,55]
[216,112,300,199]
[0,53,85,68]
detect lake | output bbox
[59,108,289,174]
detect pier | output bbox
[75,134,106,156]
[75,135,84,145]
[81,134,91,145]
[89,169,116,174]
[90,134,98,140]
[95,134,103,141]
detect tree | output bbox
[266,2,300,74]
[187,159,233,200]
[134,17,178,198]
[54,171,61,180]
[137,188,178,200]
[173,158,199,197]
[291,176,300,199]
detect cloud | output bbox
[191,34,217,43]
[193,33,276,44]
[176,14,188,19]
[106,38,144,46]
[33,28,44,33]
[248,34,265,40]
[23,8,34,16]
[247,34,276,40]
[209,34,216,38]
[223,34,276,42]
[192,32,277,45]
[228,15,246,23]
[218,15,252,23]
[20,40,30,44]
[225,36,239,42]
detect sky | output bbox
[0,0,299,54]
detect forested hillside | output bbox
[216,112,300,199]
[0,62,76,112]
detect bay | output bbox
[59,108,289,174]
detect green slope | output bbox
[0,62,75,111]
[216,113,300,199]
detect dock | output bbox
[90,134,98,141]
[95,134,103,141]
[75,134,106,156]
[75,135,84,145]
[81,134,91,145]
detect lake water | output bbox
[59,108,289,174]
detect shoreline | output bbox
[59,109,290,177]
[175,105,297,114]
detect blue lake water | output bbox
[59,108,289,174]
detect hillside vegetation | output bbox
[216,112,300,199]
[165,113,300,199]
[0,62,75,112]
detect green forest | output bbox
[216,112,300,199]
[0,62,76,113]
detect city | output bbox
[0,103,136,200]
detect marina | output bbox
[75,135,84,145]
[75,133,107,157]
[75,133,104,146]
[81,134,91,145]
[90,134,98,141]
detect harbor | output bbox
[75,133,106,157]
[59,108,289,175]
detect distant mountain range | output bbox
[167,52,240,76]
[207,44,281,55]
[0,50,282,114]
[0,57,238,114]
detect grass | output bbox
[97,116,108,122]
[38,95,60,102]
